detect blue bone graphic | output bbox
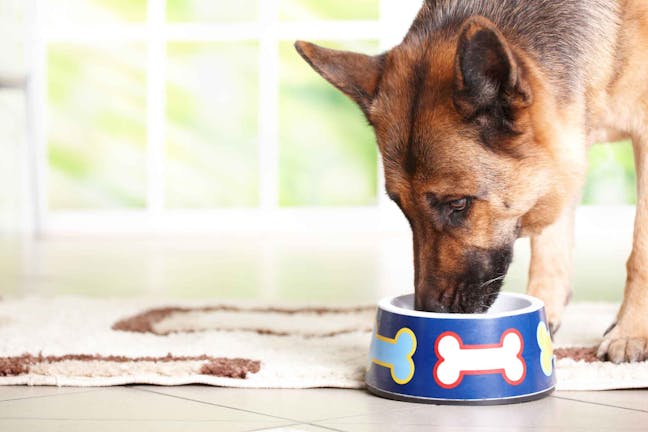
[370,327,417,384]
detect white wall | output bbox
[0,0,30,235]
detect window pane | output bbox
[166,42,259,208]
[280,0,379,21]
[47,44,147,209]
[279,40,379,207]
[167,0,259,22]
[583,141,636,205]
[45,0,146,26]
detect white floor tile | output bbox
[312,425,578,432]
[0,386,94,402]
[0,387,282,423]
[134,387,412,423]
[0,419,292,432]
[555,390,648,412]
[252,425,343,432]
[317,395,648,430]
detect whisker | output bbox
[478,274,506,290]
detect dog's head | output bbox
[296,16,580,313]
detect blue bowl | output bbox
[366,293,555,405]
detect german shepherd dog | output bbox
[295,0,648,364]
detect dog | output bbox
[295,0,648,364]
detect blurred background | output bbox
[0,0,635,304]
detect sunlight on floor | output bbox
[0,217,629,303]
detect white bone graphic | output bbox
[433,329,526,388]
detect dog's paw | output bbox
[596,323,648,363]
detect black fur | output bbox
[458,246,514,313]
[454,26,527,152]
[458,30,512,111]
[421,245,514,313]
[405,50,433,176]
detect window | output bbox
[583,141,636,205]
[32,0,417,233]
[30,0,635,234]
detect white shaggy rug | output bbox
[0,296,645,391]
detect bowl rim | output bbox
[379,292,544,320]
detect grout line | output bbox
[309,403,416,423]
[0,388,100,404]
[131,387,356,430]
[0,417,293,423]
[131,386,300,423]
[245,423,348,432]
[244,423,303,432]
[551,395,648,414]
[304,423,348,432]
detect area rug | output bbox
[0,296,646,391]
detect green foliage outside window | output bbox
[48,44,147,209]
[279,40,379,207]
[583,141,636,205]
[279,0,379,21]
[166,42,260,208]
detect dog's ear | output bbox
[294,41,383,115]
[453,17,532,136]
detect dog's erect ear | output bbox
[453,17,532,134]
[294,40,383,115]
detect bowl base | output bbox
[366,384,555,406]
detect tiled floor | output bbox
[0,233,646,430]
[0,386,647,431]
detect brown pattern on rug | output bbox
[555,347,601,363]
[0,353,260,378]
[112,304,375,337]
[200,358,261,377]
[245,328,373,338]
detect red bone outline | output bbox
[433,329,526,389]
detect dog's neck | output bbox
[515,57,588,237]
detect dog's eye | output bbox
[447,198,468,212]
[444,197,472,227]
[425,194,472,226]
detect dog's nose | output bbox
[414,296,449,313]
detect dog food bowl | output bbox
[366,292,555,405]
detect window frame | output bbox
[26,0,426,234]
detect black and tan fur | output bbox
[295,0,648,364]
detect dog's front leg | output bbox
[597,137,648,363]
[527,205,575,335]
